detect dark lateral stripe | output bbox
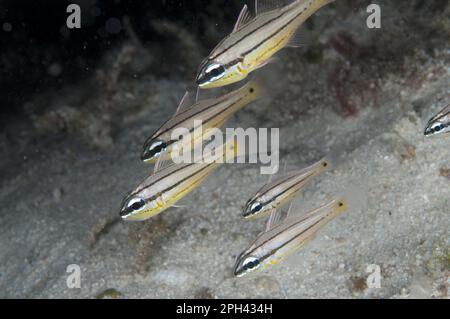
[154,99,225,139]
[159,163,214,196]
[260,213,328,263]
[211,1,309,61]
[156,92,245,139]
[188,96,245,134]
[130,163,196,197]
[261,171,314,207]
[209,8,288,60]
[241,4,311,57]
[253,200,331,252]
[257,172,304,198]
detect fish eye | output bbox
[148,140,167,157]
[203,63,225,81]
[121,197,146,217]
[129,198,145,211]
[129,198,145,210]
[243,257,260,270]
[431,123,444,132]
[250,201,263,214]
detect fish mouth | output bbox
[119,209,130,219]
[241,209,254,219]
[196,73,208,87]
[233,262,245,277]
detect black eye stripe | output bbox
[126,199,145,213]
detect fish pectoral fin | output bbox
[153,155,173,173]
[254,57,277,71]
[171,204,187,208]
[233,4,253,32]
[265,208,282,231]
[286,29,309,48]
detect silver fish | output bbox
[121,139,238,221]
[234,198,347,277]
[196,0,335,88]
[243,158,330,219]
[141,80,262,163]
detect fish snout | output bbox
[233,259,245,277]
[196,71,208,87]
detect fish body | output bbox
[424,103,450,136]
[196,0,335,88]
[243,158,329,219]
[141,80,262,163]
[234,198,347,277]
[121,140,237,221]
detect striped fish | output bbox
[243,158,330,219]
[424,103,450,136]
[234,198,347,277]
[196,0,335,88]
[121,139,238,221]
[141,80,262,163]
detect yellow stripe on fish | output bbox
[196,0,335,88]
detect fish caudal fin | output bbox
[240,78,266,100]
[333,198,348,217]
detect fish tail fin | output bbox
[316,157,332,174]
[238,78,266,103]
[332,198,348,217]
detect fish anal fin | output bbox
[233,4,253,32]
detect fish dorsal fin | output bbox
[233,4,253,32]
[265,208,282,231]
[173,91,192,118]
[255,0,287,15]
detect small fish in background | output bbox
[141,80,263,163]
[196,0,335,88]
[243,158,330,219]
[424,103,450,136]
[121,139,239,221]
[234,198,347,277]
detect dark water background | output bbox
[0,0,241,121]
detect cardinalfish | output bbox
[243,158,330,219]
[121,139,239,221]
[141,80,263,163]
[234,198,347,277]
[424,103,450,137]
[196,0,335,88]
